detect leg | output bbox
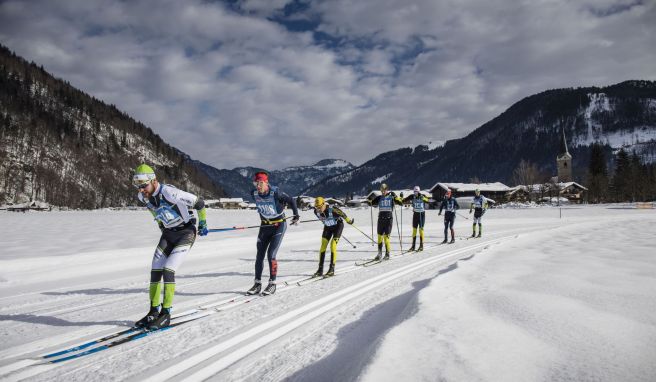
[255,227,271,283]
[418,212,425,250]
[266,222,287,282]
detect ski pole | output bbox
[394,208,403,252]
[351,223,377,244]
[341,234,357,248]
[456,212,470,220]
[208,216,295,232]
[370,204,374,247]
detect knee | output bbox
[163,268,175,283]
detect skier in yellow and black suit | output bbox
[368,183,404,260]
[313,197,354,277]
[406,186,430,251]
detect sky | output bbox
[1,0,655,170]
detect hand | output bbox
[291,216,300,225]
[198,220,208,236]
[400,192,404,198]
[469,210,472,214]
[438,213,442,216]
[347,218,354,225]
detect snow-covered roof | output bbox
[219,198,244,203]
[557,182,588,191]
[430,182,511,193]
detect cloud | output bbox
[1,0,654,170]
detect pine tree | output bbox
[611,149,631,202]
[586,143,608,203]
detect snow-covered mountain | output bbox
[306,80,656,196]
[0,45,226,208]
[194,159,355,199]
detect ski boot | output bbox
[441,238,448,244]
[324,265,335,277]
[246,282,262,295]
[313,267,324,278]
[148,307,171,330]
[374,251,382,261]
[135,305,160,328]
[262,281,277,295]
[477,233,482,238]
[417,244,423,251]
[383,252,390,260]
[449,237,455,244]
[408,245,416,252]
[471,232,476,238]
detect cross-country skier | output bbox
[368,183,403,260]
[469,188,488,238]
[133,164,208,330]
[247,171,300,296]
[407,186,430,251]
[312,197,354,277]
[438,189,459,244]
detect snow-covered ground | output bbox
[0,206,655,381]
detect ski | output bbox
[41,309,201,359]
[46,311,212,363]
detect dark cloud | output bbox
[1,0,654,170]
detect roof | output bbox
[430,182,511,193]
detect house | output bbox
[6,201,51,212]
[506,182,587,204]
[429,182,510,202]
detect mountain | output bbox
[305,80,656,197]
[194,159,355,199]
[0,44,226,209]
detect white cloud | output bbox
[0,0,654,170]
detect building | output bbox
[429,182,510,202]
[557,127,573,182]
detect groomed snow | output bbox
[0,206,655,381]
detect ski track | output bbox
[0,207,652,381]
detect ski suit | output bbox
[470,195,488,236]
[138,183,206,309]
[251,185,299,283]
[410,194,430,248]
[439,196,460,241]
[314,205,352,271]
[370,192,403,254]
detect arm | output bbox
[392,193,404,206]
[333,206,354,224]
[438,200,444,215]
[277,190,300,222]
[369,195,381,206]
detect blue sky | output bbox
[1,0,655,170]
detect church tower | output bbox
[557,127,572,182]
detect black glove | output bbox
[347,218,354,225]
[291,216,300,225]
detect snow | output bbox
[1,206,655,381]
[371,173,391,184]
[427,140,445,150]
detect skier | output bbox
[312,197,354,277]
[368,183,403,260]
[247,171,300,296]
[407,186,430,251]
[133,164,208,330]
[469,188,488,238]
[438,189,459,244]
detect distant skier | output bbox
[133,164,208,330]
[368,183,403,260]
[438,189,459,244]
[247,171,300,296]
[312,197,354,277]
[407,186,430,251]
[469,188,488,238]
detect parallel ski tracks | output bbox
[0,227,545,380]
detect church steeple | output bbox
[557,127,572,182]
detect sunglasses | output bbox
[134,181,150,189]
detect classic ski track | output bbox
[0,226,546,380]
[141,233,524,381]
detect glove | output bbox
[400,192,404,198]
[198,220,208,236]
[469,210,472,214]
[347,218,354,225]
[438,212,442,216]
[291,216,300,225]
